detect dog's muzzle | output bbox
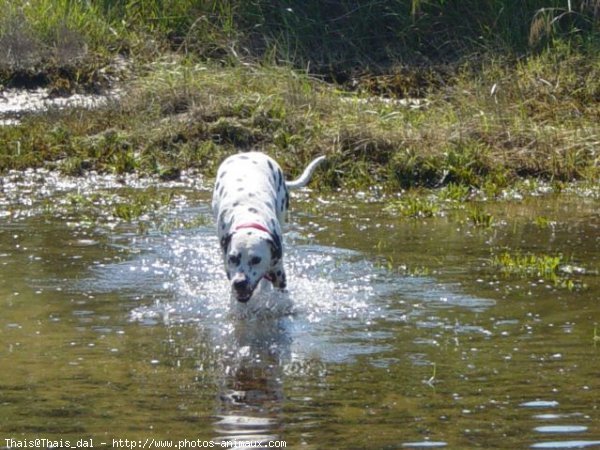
[232,275,254,303]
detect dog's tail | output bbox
[285,155,326,190]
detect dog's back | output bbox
[212,152,288,231]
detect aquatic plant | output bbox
[534,216,553,229]
[488,250,589,291]
[468,206,494,228]
[438,183,471,204]
[425,362,437,388]
[385,195,440,219]
[492,251,563,279]
[112,189,173,221]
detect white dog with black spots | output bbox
[212,151,326,303]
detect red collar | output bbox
[234,222,271,234]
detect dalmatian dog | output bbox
[212,151,326,303]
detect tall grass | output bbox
[225,0,600,74]
[2,1,599,79]
[0,0,118,86]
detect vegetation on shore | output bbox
[0,1,598,192]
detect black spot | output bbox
[237,187,244,192]
[220,233,232,252]
[252,272,257,277]
[228,253,241,266]
[248,192,255,197]
[248,207,258,214]
[219,170,227,179]
[218,184,225,197]
[267,160,274,172]
[252,160,258,164]
[285,191,290,209]
[265,200,273,210]
[246,231,253,235]
[277,169,283,188]
[215,181,220,192]
[233,201,240,207]
[276,270,282,276]
[269,233,282,260]
[236,178,243,182]
[240,154,249,159]
[218,208,229,224]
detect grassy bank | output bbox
[0,1,598,191]
[1,55,598,191]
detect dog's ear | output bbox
[267,232,282,263]
[220,232,233,253]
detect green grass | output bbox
[0,1,599,192]
[1,54,598,190]
[492,251,563,279]
[489,250,588,290]
[60,188,173,224]
[384,194,440,219]
[468,206,494,228]
[111,189,173,221]
[3,1,600,85]
[220,0,600,75]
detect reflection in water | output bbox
[212,317,289,446]
[530,441,600,449]
[401,442,448,448]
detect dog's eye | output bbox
[228,254,241,265]
[249,256,262,265]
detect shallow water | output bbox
[0,88,120,126]
[0,170,599,449]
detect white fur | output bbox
[212,151,325,304]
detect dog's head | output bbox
[220,226,281,303]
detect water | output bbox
[0,88,119,126]
[1,170,599,449]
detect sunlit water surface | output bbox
[0,170,599,449]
